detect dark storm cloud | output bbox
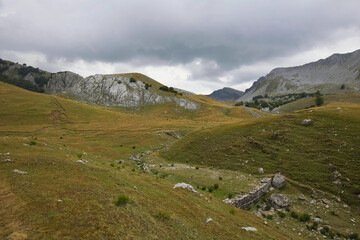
[1,0,360,85]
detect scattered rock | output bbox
[242,227,258,232]
[173,183,197,193]
[133,186,137,190]
[57,199,63,202]
[258,168,264,174]
[3,158,12,162]
[321,199,329,205]
[314,217,322,223]
[269,187,274,192]
[302,119,312,126]
[298,195,306,201]
[76,160,87,164]
[13,169,27,174]
[332,179,342,186]
[333,170,341,178]
[272,174,286,189]
[325,205,329,209]
[269,194,290,208]
[206,218,213,223]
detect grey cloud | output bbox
[1,0,360,87]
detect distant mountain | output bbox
[0,59,199,110]
[238,49,360,101]
[207,87,244,101]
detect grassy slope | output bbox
[163,102,360,208]
[0,82,292,239]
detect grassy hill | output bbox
[162,101,360,206]
[0,82,295,239]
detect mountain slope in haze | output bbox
[0,59,199,110]
[207,87,244,101]
[239,49,360,101]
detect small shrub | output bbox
[132,146,136,149]
[341,84,345,90]
[285,207,290,212]
[320,229,326,235]
[208,187,214,193]
[60,136,63,139]
[131,168,135,172]
[227,193,233,198]
[110,163,115,167]
[195,166,199,170]
[349,233,358,240]
[117,166,121,170]
[115,194,129,206]
[29,140,37,146]
[77,153,83,159]
[155,211,170,221]
[171,164,174,167]
[330,211,337,216]
[201,186,206,191]
[265,205,271,211]
[266,215,273,220]
[299,213,310,222]
[261,213,266,218]
[214,183,219,190]
[117,80,122,84]
[323,226,330,233]
[219,176,222,181]
[278,211,286,218]
[129,78,136,83]
[291,211,299,219]
[229,208,235,215]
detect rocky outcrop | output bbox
[272,174,286,189]
[223,178,271,209]
[269,194,290,208]
[44,73,199,110]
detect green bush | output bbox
[229,208,235,215]
[110,163,115,167]
[291,211,299,219]
[77,153,83,159]
[299,213,310,222]
[195,166,199,170]
[219,176,222,180]
[129,78,136,83]
[265,205,271,211]
[132,146,136,149]
[201,186,206,191]
[278,211,286,218]
[115,194,130,206]
[155,211,170,221]
[266,215,273,220]
[29,140,37,146]
[214,183,219,190]
[349,233,359,240]
[285,207,290,212]
[208,187,214,193]
[227,193,233,198]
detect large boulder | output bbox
[269,194,290,208]
[302,119,313,126]
[173,183,197,193]
[272,174,286,189]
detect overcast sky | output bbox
[1,0,360,94]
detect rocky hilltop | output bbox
[207,87,244,102]
[0,59,199,110]
[238,49,360,101]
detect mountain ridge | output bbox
[207,87,244,102]
[239,49,360,101]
